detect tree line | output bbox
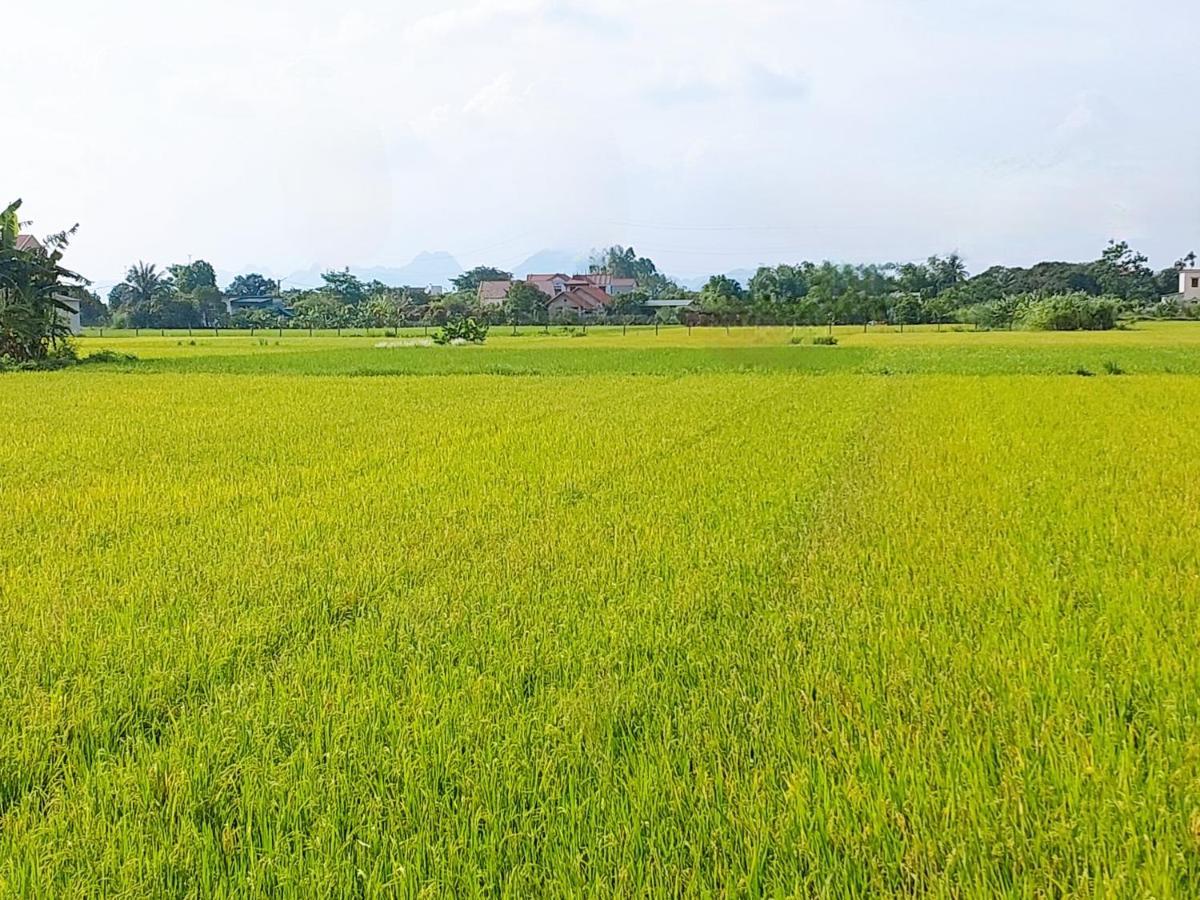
[685,243,1194,328]
[78,239,1197,332]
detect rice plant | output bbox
[2,330,1200,896]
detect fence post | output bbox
[655,321,659,336]
[136,328,140,337]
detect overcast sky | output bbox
[4,0,1198,284]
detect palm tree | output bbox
[121,261,174,307]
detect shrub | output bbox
[82,350,138,365]
[812,335,838,346]
[1102,360,1125,375]
[434,315,489,345]
[1016,293,1119,331]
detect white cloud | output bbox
[2,0,1198,284]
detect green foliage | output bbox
[108,261,199,328]
[433,315,489,344]
[588,245,658,282]
[812,334,838,345]
[698,274,746,312]
[503,281,546,323]
[225,272,278,299]
[74,290,109,326]
[0,199,83,361]
[451,266,513,292]
[1092,240,1157,303]
[320,268,368,305]
[168,259,217,294]
[1015,293,1119,331]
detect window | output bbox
[1191,277,1199,289]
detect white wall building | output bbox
[1176,268,1200,303]
[55,294,82,334]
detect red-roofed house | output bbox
[584,273,638,295]
[478,271,638,314]
[546,283,610,316]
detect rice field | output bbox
[3,325,1200,896]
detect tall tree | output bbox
[503,280,546,323]
[589,245,659,282]
[452,266,512,292]
[698,274,746,311]
[119,262,175,308]
[320,269,368,305]
[1091,240,1156,302]
[226,273,278,299]
[72,289,109,326]
[927,253,968,294]
[168,259,217,294]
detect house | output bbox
[546,283,610,316]
[227,295,291,316]
[1167,267,1200,305]
[526,273,637,298]
[584,273,638,296]
[477,280,512,306]
[14,233,82,334]
[477,272,639,313]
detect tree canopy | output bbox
[452,266,513,292]
[226,273,278,299]
[168,260,217,294]
[0,199,84,361]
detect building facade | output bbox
[478,272,637,311]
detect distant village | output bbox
[11,232,1200,335]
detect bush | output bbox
[82,350,138,365]
[434,316,489,345]
[1,355,72,371]
[1016,293,1118,331]
[812,335,838,346]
